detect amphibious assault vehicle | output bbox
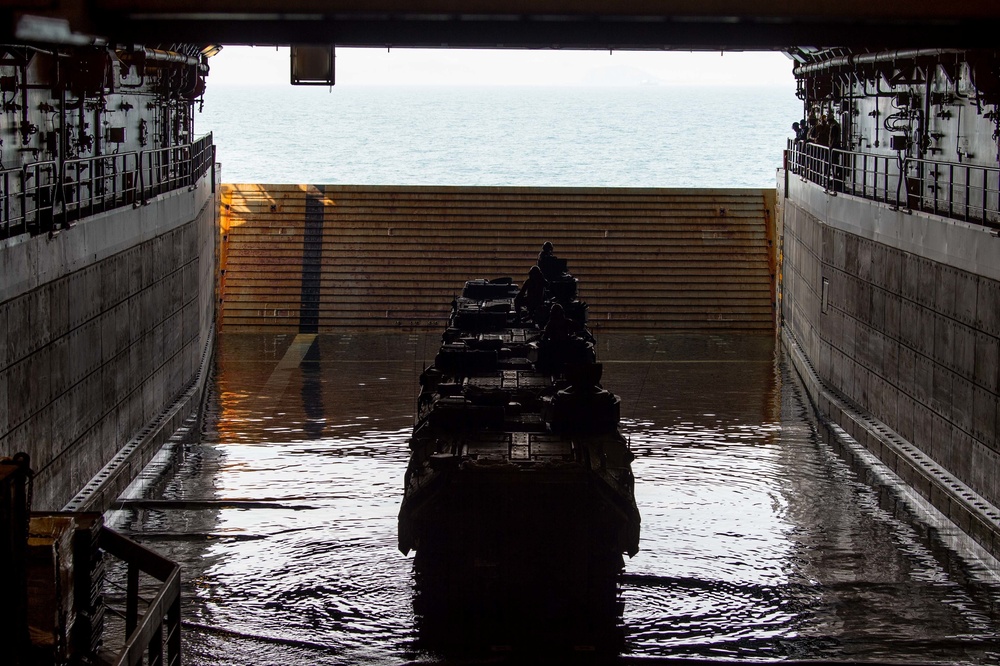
[398,257,640,632]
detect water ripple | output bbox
[115,334,1000,665]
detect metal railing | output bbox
[786,139,1000,227]
[1,133,214,240]
[62,152,141,221]
[3,455,180,665]
[0,161,60,238]
[190,133,215,187]
[100,526,182,666]
[909,156,1000,223]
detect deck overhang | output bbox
[5,1,1000,49]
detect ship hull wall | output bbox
[0,174,217,510]
[780,172,1000,556]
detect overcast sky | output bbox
[206,46,796,87]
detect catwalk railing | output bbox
[0,133,214,240]
[100,526,182,666]
[785,139,1000,227]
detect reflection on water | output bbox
[110,333,1000,664]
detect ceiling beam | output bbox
[5,1,1000,50]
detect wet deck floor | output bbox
[110,333,1000,664]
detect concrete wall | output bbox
[780,172,1000,556]
[0,174,217,510]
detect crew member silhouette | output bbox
[542,302,571,342]
[536,241,564,281]
[514,265,546,320]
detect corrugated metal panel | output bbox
[219,184,776,334]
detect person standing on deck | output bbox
[514,265,546,321]
[537,241,565,281]
[542,302,571,342]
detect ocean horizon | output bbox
[199,84,801,188]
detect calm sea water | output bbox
[198,85,800,187]
[109,333,1000,665]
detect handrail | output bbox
[0,167,23,239]
[902,154,1000,224]
[0,132,213,241]
[61,152,141,224]
[26,160,59,236]
[99,526,182,666]
[786,138,1000,228]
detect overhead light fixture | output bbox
[200,44,223,58]
[290,45,335,87]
